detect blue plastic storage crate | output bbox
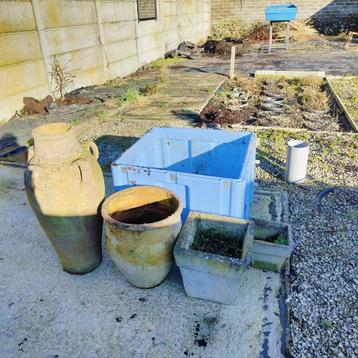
[111,128,256,221]
[265,4,297,22]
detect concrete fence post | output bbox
[30,0,52,94]
[94,0,110,81]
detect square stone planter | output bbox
[174,211,254,304]
[252,218,293,272]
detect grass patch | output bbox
[329,76,358,122]
[118,87,141,108]
[149,57,187,70]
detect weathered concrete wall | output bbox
[0,0,211,120]
[211,0,358,30]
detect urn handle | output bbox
[82,141,99,160]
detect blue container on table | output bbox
[265,4,297,22]
[111,128,256,222]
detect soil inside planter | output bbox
[110,198,176,224]
[191,228,243,259]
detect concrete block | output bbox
[74,65,105,88]
[0,60,48,98]
[137,20,161,37]
[0,82,49,120]
[55,46,104,75]
[104,39,138,63]
[100,1,136,23]
[0,32,42,67]
[44,24,99,55]
[0,1,36,33]
[38,0,96,28]
[137,32,162,53]
[102,21,136,44]
[109,55,139,78]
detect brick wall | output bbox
[212,0,358,32]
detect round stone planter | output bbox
[102,186,183,288]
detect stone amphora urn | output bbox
[24,123,105,274]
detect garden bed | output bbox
[327,76,358,131]
[198,76,353,132]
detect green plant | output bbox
[347,209,357,219]
[105,78,121,88]
[322,319,333,329]
[118,87,140,107]
[98,109,112,122]
[274,234,288,245]
[149,57,187,70]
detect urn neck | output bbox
[32,123,82,162]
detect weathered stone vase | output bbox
[102,186,183,288]
[24,123,105,274]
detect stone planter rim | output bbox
[252,217,294,251]
[174,211,254,278]
[102,185,183,231]
[32,122,72,139]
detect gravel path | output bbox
[254,130,358,357]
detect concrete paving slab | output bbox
[0,164,286,358]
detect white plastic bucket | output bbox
[286,140,309,183]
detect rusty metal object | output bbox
[24,123,105,274]
[102,186,183,288]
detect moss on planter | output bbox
[252,260,281,271]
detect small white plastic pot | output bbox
[285,140,309,183]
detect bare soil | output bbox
[198,77,353,132]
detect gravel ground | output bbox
[254,130,358,357]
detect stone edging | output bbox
[326,77,358,133]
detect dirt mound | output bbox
[197,104,255,127]
[202,40,245,56]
